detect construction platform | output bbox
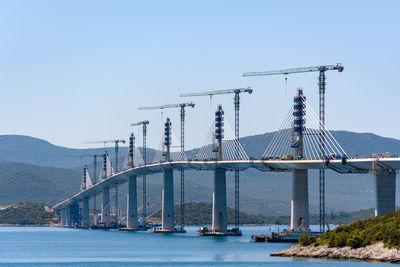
[118,227,149,232]
[62,225,90,229]
[198,227,242,236]
[150,228,186,234]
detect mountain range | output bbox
[0,131,399,216]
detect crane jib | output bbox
[242,64,343,77]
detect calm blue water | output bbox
[0,226,391,266]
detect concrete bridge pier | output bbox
[65,204,79,226]
[212,168,227,233]
[375,172,396,216]
[70,203,80,226]
[82,197,90,227]
[65,205,71,226]
[102,187,111,227]
[60,208,66,226]
[290,169,309,230]
[127,175,139,229]
[161,169,175,231]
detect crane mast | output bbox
[66,154,102,212]
[138,103,194,231]
[180,87,252,231]
[85,139,126,221]
[243,64,344,232]
[131,120,150,220]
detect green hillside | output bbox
[149,202,274,225]
[0,162,81,205]
[306,209,400,248]
[0,135,156,169]
[0,132,399,215]
[1,131,399,169]
[148,203,375,226]
[0,203,56,225]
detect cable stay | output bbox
[263,96,347,160]
[153,126,187,163]
[80,165,93,191]
[197,118,249,161]
[122,146,145,171]
[98,151,114,181]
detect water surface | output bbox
[0,226,391,266]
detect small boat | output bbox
[198,227,242,236]
[252,229,321,243]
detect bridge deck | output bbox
[53,157,400,209]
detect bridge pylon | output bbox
[197,105,243,236]
[152,118,184,233]
[290,89,309,231]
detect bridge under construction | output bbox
[54,64,399,236]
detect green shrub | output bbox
[299,233,311,246]
[346,229,364,248]
[336,231,349,247]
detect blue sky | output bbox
[0,0,399,149]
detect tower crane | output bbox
[138,103,195,230]
[243,63,344,232]
[130,120,150,220]
[84,139,126,219]
[65,153,103,212]
[180,87,252,230]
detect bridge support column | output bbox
[162,169,174,231]
[65,205,71,226]
[60,208,66,226]
[127,175,139,229]
[212,168,227,233]
[375,172,396,216]
[102,187,111,227]
[82,197,90,227]
[70,203,80,226]
[291,169,309,230]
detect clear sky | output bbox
[0,0,399,150]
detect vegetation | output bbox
[0,203,56,225]
[148,202,376,226]
[306,209,400,249]
[0,134,399,215]
[299,233,315,246]
[149,202,276,225]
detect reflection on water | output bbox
[0,226,392,266]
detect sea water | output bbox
[0,226,391,266]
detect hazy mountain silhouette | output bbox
[0,131,399,215]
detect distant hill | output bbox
[238,130,400,158]
[0,135,156,169]
[0,131,399,169]
[148,203,376,226]
[0,162,287,215]
[0,132,399,216]
[0,162,81,205]
[0,203,56,225]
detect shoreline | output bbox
[0,223,57,227]
[271,243,400,264]
[0,223,278,227]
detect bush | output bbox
[347,229,364,248]
[299,233,311,246]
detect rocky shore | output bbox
[271,243,400,263]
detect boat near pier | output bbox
[251,229,321,243]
